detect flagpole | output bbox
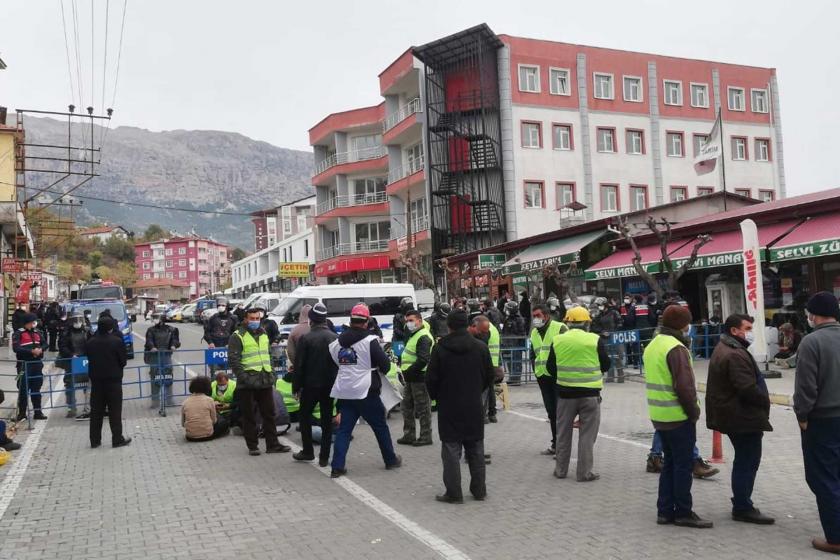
[718,108,728,211]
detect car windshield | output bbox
[74,303,127,322]
[79,286,123,300]
[271,297,318,323]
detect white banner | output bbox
[740,219,767,362]
[694,115,721,175]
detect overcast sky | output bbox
[2,0,838,196]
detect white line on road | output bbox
[0,414,48,520]
[506,409,650,450]
[278,436,472,560]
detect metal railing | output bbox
[387,154,425,184]
[383,97,422,131]
[313,145,387,176]
[316,190,388,215]
[390,215,430,240]
[316,239,389,260]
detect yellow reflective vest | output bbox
[275,377,300,414]
[530,320,565,378]
[210,380,236,403]
[402,327,434,374]
[643,334,693,422]
[488,323,501,367]
[551,328,603,389]
[234,330,273,373]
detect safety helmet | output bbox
[216,297,229,307]
[466,298,480,312]
[564,306,592,323]
[439,302,451,316]
[546,296,560,308]
[593,296,608,307]
[504,301,519,314]
[400,297,414,312]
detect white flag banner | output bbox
[694,115,722,175]
[740,218,767,363]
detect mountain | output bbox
[21,117,314,250]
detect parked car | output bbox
[180,303,197,323]
[165,306,183,322]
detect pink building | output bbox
[134,236,230,298]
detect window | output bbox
[142,262,150,270]
[143,273,151,280]
[556,183,576,209]
[351,134,382,160]
[289,247,293,261]
[600,184,619,212]
[165,248,173,256]
[693,134,710,157]
[735,188,752,198]
[623,76,643,102]
[282,206,293,234]
[690,83,709,108]
[596,127,616,153]
[297,211,309,232]
[755,138,770,161]
[352,177,387,203]
[697,186,714,196]
[165,259,173,268]
[179,271,187,279]
[593,73,614,99]
[549,68,570,95]
[666,132,684,157]
[626,129,644,155]
[178,247,186,255]
[304,239,309,258]
[178,259,186,266]
[663,80,683,105]
[524,181,544,209]
[552,124,572,150]
[354,221,391,250]
[518,65,540,92]
[405,142,424,172]
[630,185,648,211]
[759,190,775,202]
[166,272,174,279]
[670,186,688,202]
[142,250,149,258]
[751,89,769,113]
[409,197,428,232]
[521,121,542,148]
[732,136,748,160]
[728,87,745,111]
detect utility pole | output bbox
[405,191,413,284]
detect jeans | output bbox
[536,375,557,449]
[728,432,763,512]
[63,373,88,411]
[186,417,230,441]
[651,430,700,460]
[802,416,840,544]
[332,394,398,471]
[658,422,696,519]
[0,419,8,445]
[504,346,522,384]
[299,385,334,460]
[442,440,486,499]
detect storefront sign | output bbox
[769,240,840,262]
[478,253,507,270]
[741,219,767,361]
[502,252,579,275]
[1,259,30,273]
[586,251,745,280]
[279,262,310,278]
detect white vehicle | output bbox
[269,283,417,342]
[248,292,288,314]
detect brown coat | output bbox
[705,334,772,434]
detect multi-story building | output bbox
[134,235,230,298]
[309,24,784,286]
[231,196,316,297]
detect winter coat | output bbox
[502,314,526,338]
[261,318,280,345]
[427,312,449,339]
[333,327,391,397]
[485,307,504,329]
[519,297,531,324]
[203,312,238,345]
[292,324,338,393]
[285,304,312,371]
[85,331,128,382]
[705,334,772,433]
[144,323,181,352]
[58,326,90,372]
[426,329,493,442]
[227,327,274,390]
[44,306,61,330]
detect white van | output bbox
[269,283,417,342]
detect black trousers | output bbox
[48,328,59,351]
[299,385,333,459]
[536,375,557,449]
[239,387,279,451]
[442,440,486,499]
[728,432,763,513]
[186,417,230,442]
[90,380,124,446]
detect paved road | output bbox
[0,329,831,559]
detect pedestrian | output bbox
[292,303,338,466]
[397,310,434,447]
[519,291,531,326]
[483,298,504,329]
[427,309,494,503]
[85,316,131,448]
[44,301,61,352]
[706,313,774,524]
[529,304,568,455]
[794,291,840,554]
[391,297,414,348]
[13,313,47,421]
[328,303,402,478]
[502,301,526,385]
[57,311,91,418]
[642,305,712,528]
[547,306,610,482]
[468,314,503,424]
[775,322,803,368]
[546,296,565,324]
[427,302,451,340]
[203,297,238,372]
[144,312,181,410]
[227,308,291,456]
[284,304,312,376]
[181,376,229,442]
[0,389,22,450]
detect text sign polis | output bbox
[609,330,640,345]
[205,348,229,366]
[71,356,89,374]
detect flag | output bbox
[740,218,767,363]
[694,112,722,175]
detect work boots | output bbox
[693,458,720,479]
[646,454,663,473]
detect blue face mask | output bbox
[247,321,261,330]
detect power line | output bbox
[59,0,76,106]
[100,0,110,146]
[103,0,127,150]
[90,0,94,109]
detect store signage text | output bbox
[502,252,579,275]
[771,240,840,261]
[744,249,759,307]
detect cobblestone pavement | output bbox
[0,329,829,559]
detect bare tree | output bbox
[609,216,711,297]
[398,251,442,303]
[542,262,579,302]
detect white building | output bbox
[77,224,131,243]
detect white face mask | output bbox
[218,306,227,312]
[532,318,544,328]
[808,315,816,329]
[744,331,755,344]
[406,321,419,332]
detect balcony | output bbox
[316,191,388,216]
[313,145,387,177]
[386,155,425,196]
[316,239,390,261]
[384,98,422,132]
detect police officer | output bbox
[529,304,568,455]
[547,306,610,482]
[203,297,238,372]
[58,311,90,418]
[397,310,434,447]
[391,297,414,347]
[427,302,451,340]
[482,298,504,329]
[144,312,181,411]
[13,313,47,420]
[503,301,526,385]
[546,296,565,324]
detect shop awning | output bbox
[585,240,692,281]
[501,230,605,275]
[667,221,801,269]
[768,214,840,262]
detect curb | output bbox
[696,382,792,407]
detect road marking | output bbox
[279,436,471,560]
[0,411,48,520]
[506,409,650,450]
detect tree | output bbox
[102,236,135,262]
[542,262,579,303]
[230,247,247,262]
[89,251,103,270]
[142,224,168,242]
[610,216,711,297]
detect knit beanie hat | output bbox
[446,309,469,330]
[308,302,328,323]
[806,291,840,319]
[661,305,692,330]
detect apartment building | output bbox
[309,23,784,286]
[250,195,315,252]
[134,235,230,298]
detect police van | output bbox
[68,299,136,359]
[268,283,421,342]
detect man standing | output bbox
[547,307,609,482]
[44,301,61,352]
[794,292,840,554]
[13,313,48,420]
[203,297,238,372]
[284,304,312,376]
[292,303,338,466]
[502,301,526,385]
[427,309,494,503]
[228,308,291,456]
[643,305,712,528]
[144,312,181,410]
[397,310,434,447]
[58,312,90,418]
[706,314,774,524]
[86,317,131,448]
[483,298,504,329]
[329,303,401,478]
[469,315,502,424]
[529,304,567,455]
[427,302,451,341]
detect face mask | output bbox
[218,306,227,312]
[247,320,260,330]
[549,305,557,311]
[808,316,816,329]
[73,320,84,329]
[532,318,544,328]
[406,321,419,332]
[624,299,631,305]
[217,384,227,393]
[744,331,755,344]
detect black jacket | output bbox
[144,323,182,352]
[391,313,408,343]
[85,331,128,382]
[502,314,526,338]
[261,318,280,344]
[519,297,531,323]
[336,327,390,397]
[427,312,449,339]
[485,307,504,329]
[426,329,493,442]
[58,325,90,372]
[401,328,433,383]
[11,309,28,331]
[292,323,338,393]
[44,306,61,330]
[204,312,238,345]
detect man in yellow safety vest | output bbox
[397,310,435,447]
[529,304,568,455]
[210,372,237,417]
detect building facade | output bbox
[134,236,230,298]
[77,224,131,243]
[309,24,785,289]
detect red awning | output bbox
[668,220,800,265]
[314,255,391,277]
[769,214,840,262]
[585,240,691,280]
